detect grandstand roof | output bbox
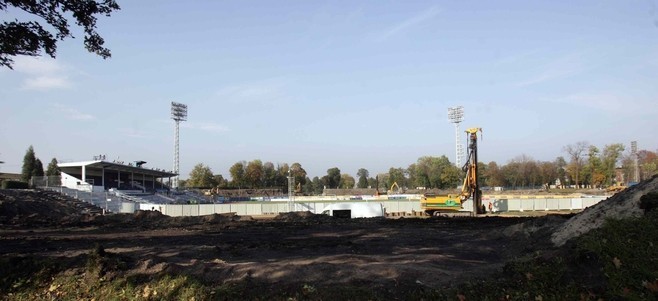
[58,160,177,178]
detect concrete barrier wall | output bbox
[136,196,607,217]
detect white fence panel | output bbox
[199,204,215,215]
[520,200,534,211]
[546,199,560,210]
[507,199,521,211]
[533,199,547,211]
[167,205,183,216]
[583,197,605,208]
[558,199,572,210]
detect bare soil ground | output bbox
[0,176,656,299]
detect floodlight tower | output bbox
[631,141,639,183]
[288,170,295,212]
[171,102,188,189]
[448,106,465,167]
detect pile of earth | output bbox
[0,189,102,226]
[501,174,658,248]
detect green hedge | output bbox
[1,180,29,189]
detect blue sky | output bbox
[2,1,658,179]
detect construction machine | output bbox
[421,127,484,216]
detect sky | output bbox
[1,0,658,179]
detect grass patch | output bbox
[454,210,658,300]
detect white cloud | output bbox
[215,78,289,103]
[52,103,95,120]
[183,122,229,133]
[375,6,441,42]
[22,75,71,90]
[11,56,73,90]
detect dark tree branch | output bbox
[0,0,119,69]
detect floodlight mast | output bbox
[448,106,464,167]
[171,102,188,189]
[631,141,639,183]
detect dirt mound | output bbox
[274,211,316,221]
[551,175,658,246]
[0,189,102,226]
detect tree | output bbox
[262,162,276,187]
[290,162,307,187]
[555,156,568,188]
[33,158,44,177]
[412,156,459,189]
[1,0,120,69]
[276,163,290,189]
[356,168,369,188]
[538,161,558,188]
[229,161,246,188]
[213,174,228,188]
[339,174,355,189]
[21,145,37,182]
[187,163,217,188]
[583,145,603,188]
[388,167,407,189]
[564,141,589,188]
[484,161,504,187]
[324,167,341,189]
[311,176,323,195]
[601,143,625,185]
[45,157,60,176]
[302,176,314,195]
[245,160,263,188]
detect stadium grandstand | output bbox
[31,156,209,213]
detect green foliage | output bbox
[575,211,658,300]
[245,160,263,188]
[0,0,120,69]
[339,173,355,189]
[356,168,369,188]
[33,158,44,177]
[290,162,307,187]
[455,211,658,300]
[311,176,323,194]
[411,156,460,189]
[187,163,217,188]
[229,161,246,187]
[324,167,341,189]
[388,167,407,188]
[45,158,60,176]
[1,180,29,189]
[21,145,36,182]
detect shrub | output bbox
[1,180,29,189]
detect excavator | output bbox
[421,127,484,216]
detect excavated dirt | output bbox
[551,174,658,246]
[0,179,656,295]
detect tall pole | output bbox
[171,102,187,189]
[448,106,464,167]
[288,170,295,212]
[631,141,639,183]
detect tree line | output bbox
[15,141,658,193]
[184,141,658,194]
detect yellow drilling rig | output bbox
[420,127,484,216]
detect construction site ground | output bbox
[1,178,657,300]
